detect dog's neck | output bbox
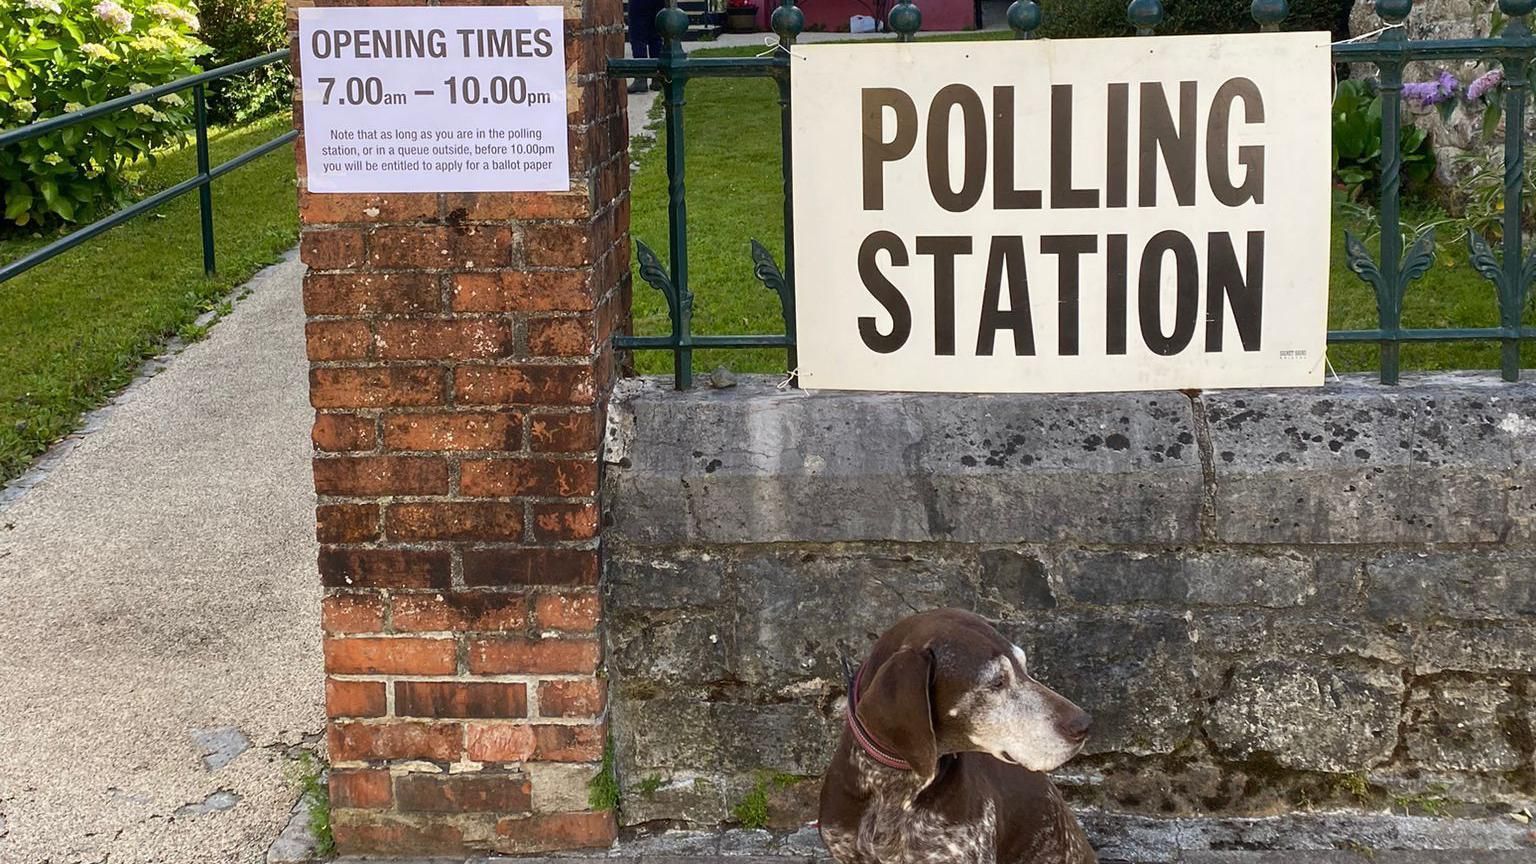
[845,662,915,772]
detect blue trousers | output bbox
[629,0,665,59]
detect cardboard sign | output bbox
[790,34,1332,393]
[297,7,568,193]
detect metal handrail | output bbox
[0,49,295,285]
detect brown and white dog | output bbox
[818,608,1098,864]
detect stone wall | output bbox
[600,375,1536,835]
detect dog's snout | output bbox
[1061,710,1092,743]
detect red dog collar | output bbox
[846,662,914,771]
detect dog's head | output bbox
[853,608,1091,781]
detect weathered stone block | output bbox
[608,612,733,688]
[1059,550,1314,608]
[1001,611,1204,756]
[1192,614,1411,666]
[1401,679,1522,773]
[1206,660,1403,772]
[615,696,836,777]
[1413,623,1536,675]
[606,549,727,610]
[1204,379,1536,544]
[1366,552,1536,622]
[606,380,1203,545]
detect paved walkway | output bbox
[0,253,322,864]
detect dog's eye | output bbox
[989,671,1009,691]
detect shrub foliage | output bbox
[1,0,207,231]
[197,0,288,123]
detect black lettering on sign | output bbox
[1106,83,1130,208]
[916,236,972,355]
[992,87,1041,210]
[976,236,1035,356]
[1205,231,1264,352]
[1208,77,1266,206]
[1050,85,1098,209]
[1041,235,1097,356]
[1139,230,1199,355]
[927,84,988,213]
[1106,234,1128,355]
[862,89,918,211]
[858,231,912,353]
[1139,81,1198,207]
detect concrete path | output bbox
[0,252,323,864]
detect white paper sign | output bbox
[297,7,568,193]
[790,34,1332,394]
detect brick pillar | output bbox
[288,0,630,855]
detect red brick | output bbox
[327,678,388,718]
[382,411,521,452]
[330,768,393,809]
[494,811,616,853]
[532,503,599,541]
[312,414,377,452]
[369,226,453,269]
[396,681,528,719]
[324,636,456,674]
[452,271,594,313]
[301,228,366,269]
[532,724,606,761]
[467,637,599,674]
[527,317,595,357]
[299,192,438,224]
[449,225,517,270]
[462,549,598,587]
[386,502,524,542]
[310,367,446,409]
[330,721,463,762]
[319,548,452,590]
[392,593,528,633]
[313,456,449,496]
[454,365,596,406]
[459,459,597,498]
[466,723,537,762]
[442,191,591,221]
[304,272,439,315]
[533,593,599,632]
[306,320,372,360]
[538,680,605,718]
[322,594,387,633]
[330,812,466,856]
[396,773,531,813]
[317,503,380,543]
[528,412,600,453]
[373,319,513,360]
[524,224,594,268]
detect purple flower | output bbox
[1467,68,1504,102]
[1404,69,1459,107]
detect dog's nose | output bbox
[1062,711,1092,743]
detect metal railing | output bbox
[0,49,296,286]
[609,0,1536,388]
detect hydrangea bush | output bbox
[1,0,208,230]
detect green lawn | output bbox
[628,46,1535,380]
[0,112,299,482]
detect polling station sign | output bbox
[790,34,1332,394]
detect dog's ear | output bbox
[855,646,938,783]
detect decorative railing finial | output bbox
[656,0,692,55]
[889,0,922,42]
[1006,0,1042,38]
[1127,0,1163,35]
[1374,0,1413,25]
[771,0,804,46]
[1250,0,1288,31]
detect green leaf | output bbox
[5,186,33,220]
[1483,102,1503,142]
[1437,99,1456,124]
[38,178,58,206]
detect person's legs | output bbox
[626,0,654,92]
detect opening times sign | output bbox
[790,34,1332,394]
[297,7,569,193]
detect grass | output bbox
[730,771,798,830]
[0,111,299,483]
[588,735,621,812]
[288,750,336,858]
[628,45,1536,381]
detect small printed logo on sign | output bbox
[790,34,1333,394]
[297,6,569,194]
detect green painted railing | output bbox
[609,0,1536,389]
[0,49,296,286]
